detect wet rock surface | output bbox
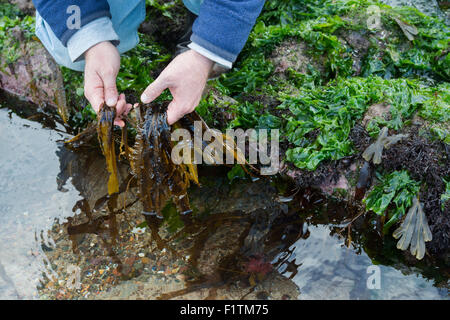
[0,34,67,119]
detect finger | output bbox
[124,103,133,115]
[141,77,167,104]
[102,71,119,107]
[84,73,104,113]
[115,93,127,116]
[85,87,104,113]
[166,100,187,125]
[114,119,125,127]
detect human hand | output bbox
[140,49,213,125]
[84,41,131,127]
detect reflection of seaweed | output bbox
[393,196,432,260]
[362,127,408,164]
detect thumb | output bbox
[103,74,118,107]
[141,76,167,104]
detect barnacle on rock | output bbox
[362,127,408,164]
[393,196,432,260]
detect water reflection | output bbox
[274,225,447,299]
[0,109,81,299]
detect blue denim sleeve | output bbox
[190,0,265,63]
[32,0,112,46]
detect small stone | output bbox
[124,256,136,267]
[175,274,185,281]
[256,291,269,300]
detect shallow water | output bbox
[0,108,81,299]
[0,106,448,300]
[274,224,447,299]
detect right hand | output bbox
[84,41,131,127]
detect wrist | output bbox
[190,49,214,70]
[84,41,115,60]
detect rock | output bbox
[362,103,391,128]
[270,39,325,81]
[382,0,449,23]
[56,146,136,210]
[0,29,68,122]
[271,40,324,74]
[10,0,35,14]
[338,30,371,76]
[319,174,350,196]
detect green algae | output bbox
[363,170,421,233]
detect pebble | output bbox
[175,274,185,281]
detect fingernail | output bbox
[141,93,149,104]
[106,98,116,106]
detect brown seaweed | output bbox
[362,127,408,164]
[129,102,197,217]
[97,104,119,195]
[393,196,432,260]
[65,100,254,222]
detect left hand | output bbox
[140,49,213,125]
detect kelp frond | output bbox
[97,103,119,195]
[362,127,408,164]
[393,196,432,260]
[129,102,196,217]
